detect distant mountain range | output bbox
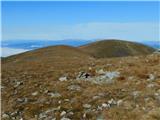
[2,39,155,59]
[1,39,93,50]
[139,41,160,49]
[1,39,159,57]
[2,39,159,50]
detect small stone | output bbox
[32,91,38,96]
[157,89,160,94]
[83,113,86,118]
[39,113,47,119]
[92,96,100,100]
[147,83,155,88]
[61,117,71,120]
[67,85,81,91]
[68,111,74,115]
[58,100,62,104]
[16,98,28,104]
[88,67,92,70]
[10,111,19,117]
[97,106,103,111]
[2,113,10,119]
[60,111,66,117]
[77,71,90,79]
[83,104,91,109]
[59,76,67,81]
[128,76,134,80]
[48,92,61,98]
[132,91,141,99]
[105,71,120,80]
[14,81,23,88]
[154,93,160,102]
[108,98,116,105]
[1,85,5,89]
[102,103,109,108]
[117,100,123,106]
[96,69,105,75]
[147,74,155,81]
[106,64,112,66]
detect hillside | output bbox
[3,45,91,62]
[1,40,160,120]
[79,39,155,58]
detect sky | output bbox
[2,1,159,41]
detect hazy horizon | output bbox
[1,1,159,57]
[2,1,159,41]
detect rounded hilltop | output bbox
[79,39,155,58]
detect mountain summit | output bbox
[79,39,155,58]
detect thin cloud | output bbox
[3,22,159,41]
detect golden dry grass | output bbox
[1,44,160,120]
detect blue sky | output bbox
[2,1,159,41]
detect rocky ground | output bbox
[1,53,160,120]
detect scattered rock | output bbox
[67,85,81,91]
[1,85,5,89]
[2,113,10,119]
[147,83,155,88]
[39,113,47,119]
[60,111,66,117]
[96,69,105,75]
[94,71,120,84]
[59,76,67,81]
[132,91,141,99]
[68,111,74,116]
[128,76,134,80]
[83,104,91,109]
[14,81,23,88]
[117,99,123,106]
[154,92,160,103]
[77,71,91,79]
[97,106,103,111]
[105,71,120,80]
[32,91,38,96]
[147,74,156,81]
[106,64,112,66]
[92,95,101,100]
[108,98,117,106]
[48,92,61,98]
[102,103,109,108]
[88,67,92,70]
[83,113,86,118]
[16,98,28,104]
[61,117,71,120]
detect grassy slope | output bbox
[79,39,155,58]
[2,40,159,120]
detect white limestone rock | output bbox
[59,76,67,81]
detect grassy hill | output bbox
[2,45,94,81]
[79,39,155,58]
[2,45,91,63]
[1,40,160,120]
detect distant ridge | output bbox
[2,39,155,62]
[3,45,92,63]
[79,39,155,58]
